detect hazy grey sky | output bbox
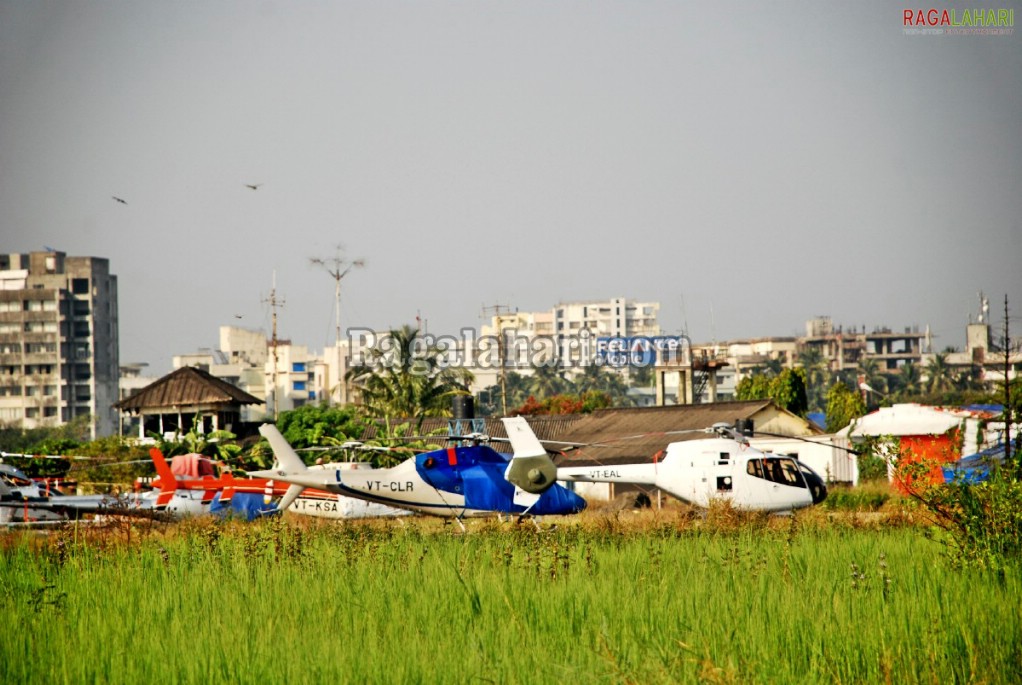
[2,1,1019,373]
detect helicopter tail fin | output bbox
[149,448,178,509]
[251,424,310,510]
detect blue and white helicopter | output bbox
[251,417,587,521]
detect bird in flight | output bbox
[244,183,262,191]
[112,196,128,205]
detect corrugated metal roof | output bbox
[552,401,776,465]
[114,366,263,411]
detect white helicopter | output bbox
[0,462,120,525]
[553,422,828,513]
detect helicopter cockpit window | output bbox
[747,459,764,479]
[1,470,33,488]
[746,458,806,488]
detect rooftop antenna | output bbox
[310,245,364,404]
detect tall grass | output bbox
[1,512,1018,684]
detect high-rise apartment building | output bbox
[0,251,119,438]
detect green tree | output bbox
[773,368,809,417]
[735,369,808,416]
[824,381,866,433]
[735,373,773,401]
[275,404,368,449]
[346,325,474,424]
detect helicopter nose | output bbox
[806,472,827,504]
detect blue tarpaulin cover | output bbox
[209,491,279,520]
[942,444,1006,484]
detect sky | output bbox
[1,1,1020,374]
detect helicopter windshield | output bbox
[0,467,34,488]
[746,457,806,488]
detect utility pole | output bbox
[482,304,516,415]
[310,245,364,405]
[263,272,285,419]
[1004,294,1013,474]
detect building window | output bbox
[72,278,89,295]
[73,300,90,316]
[292,362,306,373]
[293,381,306,391]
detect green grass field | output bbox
[1,508,1019,684]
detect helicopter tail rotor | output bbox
[501,417,558,495]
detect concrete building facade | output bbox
[0,251,119,438]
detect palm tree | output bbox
[503,372,532,412]
[760,357,786,377]
[924,352,956,394]
[894,361,921,399]
[528,364,569,399]
[796,346,830,412]
[858,357,888,395]
[571,365,633,406]
[346,325,473,424]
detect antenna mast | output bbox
[482,304,516,415]
[263,271,286,419]
[310,245,364,405]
